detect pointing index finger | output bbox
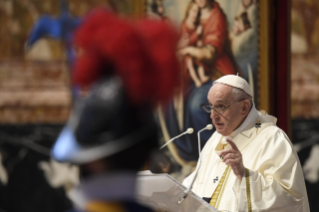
[226,139,239,151]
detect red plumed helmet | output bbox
[72,9,181,106]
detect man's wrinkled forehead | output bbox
[208,83,234,103]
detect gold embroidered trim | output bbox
[209,165,231,209]
[216,166,231,209]
[86,201,125,212]
[245,168,252,212]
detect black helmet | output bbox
[52,76,158,164]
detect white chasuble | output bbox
[183,107,309,212]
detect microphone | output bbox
[159,128,194,150]
[178,124,214,203]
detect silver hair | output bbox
[232,87,251,102]
[232,87,253,109]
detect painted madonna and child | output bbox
[148,0,258,168]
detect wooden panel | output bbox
[258,0,275,114]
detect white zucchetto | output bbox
[214,75,253,97]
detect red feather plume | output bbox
[72,9,181,106]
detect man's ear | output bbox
[241,99,251,115]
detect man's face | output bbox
[194,0,207,9]
[207,83,243,136]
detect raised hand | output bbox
[219,139,245,181]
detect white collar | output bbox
[221,104,259,144]
[69,172,137,210]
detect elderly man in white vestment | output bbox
[183,75,309,212]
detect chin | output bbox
[217,129,230,136]
[216,128,225,135]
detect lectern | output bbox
[136,171,220,212]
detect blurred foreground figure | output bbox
[51,9,180,212]
[183,75,310,212]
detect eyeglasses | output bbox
[201,99,246,115]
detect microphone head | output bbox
[186,128,194,134]
[206,124,213,130]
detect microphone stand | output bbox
[178,124,213,204]
[159,128,193,150]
